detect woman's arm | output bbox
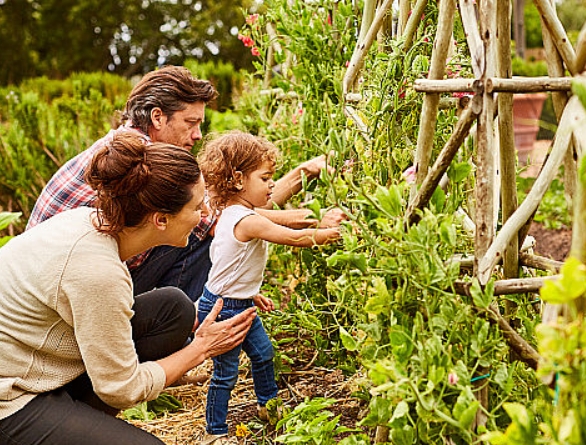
[156,300,256,387]
[235,213,341,247]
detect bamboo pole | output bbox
[398,0,411,36]
[540,0,575,222]
[342,0,395,96]
[473,0,498,427]
[575,21,586,73]
[458,0,484,78]
[519,253,563,273]
[402,0,429,50]
[414,78,480,93]
[497,0,518,325]
[406,95,482,224]
[533,0,577,75]
[485,77,572,92]
[477,96,585,284]
[454,275,557,296]
[411,0,456,197]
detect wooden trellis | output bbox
[342,0,586,289]
[257,0,586,439]
[339,0,586,435]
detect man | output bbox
[28,65,342,302]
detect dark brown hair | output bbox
[86,132,201,234]
[198,131,279,209]
[122,65,219,134]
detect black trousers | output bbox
[0,287,195,445]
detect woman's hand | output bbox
[193,298,256,358]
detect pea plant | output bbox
[237,0,545,442]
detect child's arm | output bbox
[234,213,341,247]
[256,207,346,229]
[252,294,275,312]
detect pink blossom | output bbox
[246,14,259,25]
[345,60,350,68]
[251,47,260,57]
[448,372,459,385]
[452,92,473,98]
[402,165,416,184]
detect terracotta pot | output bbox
[513,93,547,164]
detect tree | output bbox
[0,0,258,85]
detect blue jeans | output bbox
[131,232,213,302]
[197,288,278,435]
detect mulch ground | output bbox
[125,359,367,444]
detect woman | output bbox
[0,132,256,445]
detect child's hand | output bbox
[252,294,275,312]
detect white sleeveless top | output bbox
[205,205,268,299]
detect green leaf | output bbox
[339,326,358,351]
[447,162,472,183]
[0,212,21,231]
[540,257,586,304]
[375,185,403,216]
[470,278,492,308]
[572,78,586,111]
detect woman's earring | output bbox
[235,182,243,191]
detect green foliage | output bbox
[524,2,544,49]
[518,176,571,230]
[275,398,366,444]
[0,0,257,85]
[0,72,130,226]
[0,211,21,247]
[184,59,246,111]
[511,57,549,77]
[122,392,183,421]
[484,258,586,445]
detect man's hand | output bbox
[194,299,256,358]
[298,151,336,179]
[319,208,347,228]
[252,294,275,313]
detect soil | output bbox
[527,221,572,262]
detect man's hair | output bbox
[122,65,219,134]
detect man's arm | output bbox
[268,153,333,207]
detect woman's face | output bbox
[164,178,208,247]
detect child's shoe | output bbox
[199,433,238,444]
[257,397,283,425]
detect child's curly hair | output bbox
[198,131,279,209]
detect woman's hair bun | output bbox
[87,132,151,199]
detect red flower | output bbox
[251,47,260,56]
[238,34,255,48]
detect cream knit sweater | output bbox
[0,207,166,420]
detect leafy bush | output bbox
[0,72,130,228]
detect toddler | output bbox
[197,131,342,444]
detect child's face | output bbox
[240,160,276,208]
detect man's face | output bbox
[150,101,206,151]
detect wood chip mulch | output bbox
[123,358,367,444]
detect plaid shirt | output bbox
[26,125,214,269]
